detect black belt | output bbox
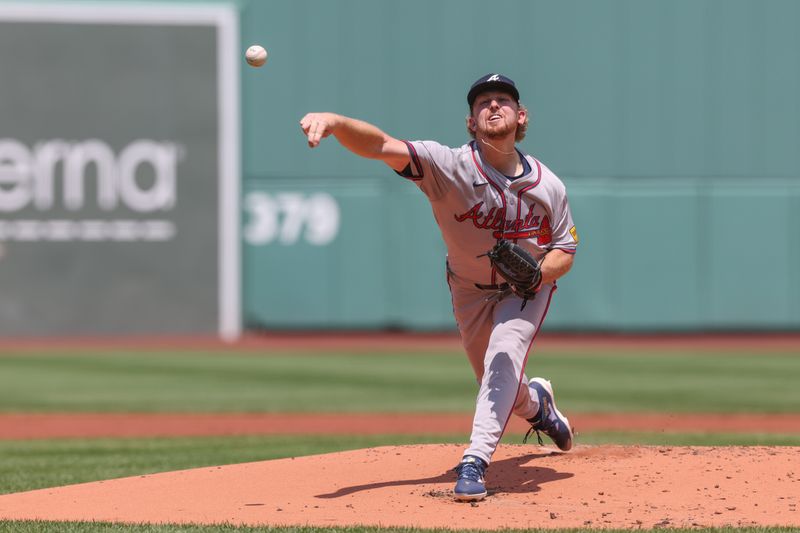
[474,282,531,310]
[474,282,510,291]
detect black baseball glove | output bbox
[479,239,542,310]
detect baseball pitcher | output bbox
[300,73,578,501]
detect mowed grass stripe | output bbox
[0,350,798,413]
[0,351,474,413]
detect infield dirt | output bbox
[0,443,797,530]
[2,412,800,439]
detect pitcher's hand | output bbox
[300,113,341,148]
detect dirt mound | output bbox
[0,444,797,530]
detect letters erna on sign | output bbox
[0,4,241,339]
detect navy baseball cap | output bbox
[467,73,520,108]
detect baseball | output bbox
[245,45,268,67]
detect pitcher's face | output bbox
[469,91,525,140]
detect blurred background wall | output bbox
[2,0,799,335]
[0,1,240,337]
[242,0,800,332]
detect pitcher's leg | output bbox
[463,286,555,463]
[447,274,494,384]
[513,373,539,420]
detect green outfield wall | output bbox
[2,0,799,334]
[241,0,800,332]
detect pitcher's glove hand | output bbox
[479,240,542,310]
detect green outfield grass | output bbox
[1,347,799,533]
[0,350,799,413]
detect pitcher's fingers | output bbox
[306,124,318,147]
[307,121,326,147]
[299,117,313,135]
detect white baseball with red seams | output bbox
[396,139,578,464]
[245,45,267,67]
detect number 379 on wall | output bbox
[243,192,340,246]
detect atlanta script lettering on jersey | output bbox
[454,201,552,245]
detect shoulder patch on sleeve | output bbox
[569,225,579,244]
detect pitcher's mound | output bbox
[0,444,797,530]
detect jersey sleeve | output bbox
[549,186,579,254]
[393,140,454,200]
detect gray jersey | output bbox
[398,140,578,283]
[397,139,579,464]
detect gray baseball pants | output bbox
[447,268,555,465]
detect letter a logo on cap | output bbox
[467,73,520,106]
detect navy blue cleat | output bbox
[453,455,488,501]
[526,377,574,451]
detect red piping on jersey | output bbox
[495,284,558,447]
[470,142,508,285]
[403,140,423,177]
[532,158,542,186]
[551,247,577,255]
[510,159,540,241]
[513,183,536,244]
[394,140,423,181]
[471,142,543,241]
[470,142,508,209]
[515,184,535,220]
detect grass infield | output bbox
[1,347,798,532]
[0,350,798,414]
